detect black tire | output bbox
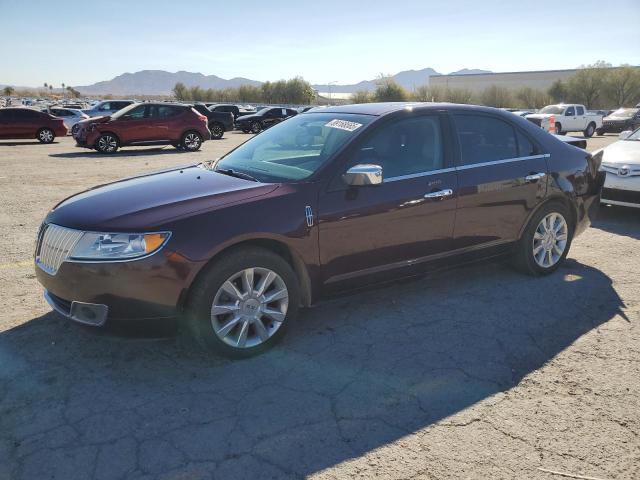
[583,122,596,138]
[37,128,55,144]
[241,128,251,134]
[554,123,563,135]
[250,121,263,134]
[185,247,300,358]
[71,124,80,137]
[209,122,224,140]
[181,131,203,151]
[596,128,604,136]
[512,201,573,276]
[95,133,119,153]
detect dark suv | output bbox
[0,107,68,143]
[235,107,298,133]
[191,104,234,139]
[35,103,604,357]
[74,102,211,153]
[597,108,640,135]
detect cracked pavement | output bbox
[0,135,638,479]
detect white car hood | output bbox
[601,140,640,165]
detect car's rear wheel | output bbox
[241,127,251,133]
[250,121,263,134]
[186,247,300,358]
[596,128,604,136]
[209,122,224,140]
[95,133,119,153]
[513,202,573,276]
[555,123,563,135]
[37,128,55,144]
[583,122,596,138]
[182,131,203,151]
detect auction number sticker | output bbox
[325,119,363,132]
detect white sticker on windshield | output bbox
[325,119,363,132]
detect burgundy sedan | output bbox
[35,103,604,357]
[0,107,68,143]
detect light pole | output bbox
[327,81,337,105]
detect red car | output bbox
[0,107,68,143]
[74,102,211,153]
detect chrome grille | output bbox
[36,224,83,275]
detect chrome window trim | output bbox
[385,167,456,182]
[455,154,550,171]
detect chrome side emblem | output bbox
[618,166,630,176]
[305,206,314,227]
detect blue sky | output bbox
[1,0,638,87]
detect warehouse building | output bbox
[431,68,581,93]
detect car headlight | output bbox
[70,232,170,261]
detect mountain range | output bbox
[66,68,491,96]
[3,68,491,96]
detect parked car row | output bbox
[0,107,67,142]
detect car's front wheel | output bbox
[95,133,119,153]
[71,124,80,137]
[555,123,563,135]
[596,128,604,136]
[181,131,203,151]
[186,247,300,358]
[37,128,55,144]
[250,121,263,134]
[209,122,224,140]
[513,202,573,276]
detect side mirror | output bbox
[619,130,632,140]
[343,164,383,186]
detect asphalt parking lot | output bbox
[0,132,638,479]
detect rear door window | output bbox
[97,102,111,111]
[12,109,39,121]
[155,105,183,118]
[576,106,584,115]
[453,114,518,165]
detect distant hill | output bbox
[313,67,443,93]
[36,67,492,96]
[448,68,492,75]
[75,70,262,96]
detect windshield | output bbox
[110,103,139,119]
[624,127,640,140]
[256,107,271,115]
[539,105,565,114]
[210,113,374,182]
[610,108,638,118]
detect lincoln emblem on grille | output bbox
[305,206,314,227]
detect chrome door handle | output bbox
[524,172,546,182]
[424,188,453,199]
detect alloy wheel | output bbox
[211,125,223,139]
[251,122,262,134]
[98,135,117,152]
[39,129,53,143]
[210,267,289,349]
[183,133,201,150]
[532,212,568,268]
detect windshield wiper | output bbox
[215,168,259,182]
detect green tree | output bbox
[2,86,15,96]
[516,87,550,109]
[480,85,513,107]
[172,82,190,101]
[350,90,373,103]
[373,77,408,102]
[444,88,474,104]
[547,80,566,103]
[604,65,640,107]
[66,86,81,98]
[238,84,262,103]
[566,61,611,108]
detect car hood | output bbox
[603,115,632,121]
[526,113,554,119]
[46,165,278,231]
[601,140,640,165]
[236,113,260,122]
[77,115,110,126]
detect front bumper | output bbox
[601,173,640,208]
[599,122,633,133]
[35,250,203,323]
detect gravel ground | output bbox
[0,132,638,480]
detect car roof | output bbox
[310,102,513,117]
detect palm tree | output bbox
[2,86,15,97]
[61,83,65,98]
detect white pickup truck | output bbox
[525,104,603,137]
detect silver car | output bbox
[81,100,134,118]
[46,107,89,135]
[599,128,640,209]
